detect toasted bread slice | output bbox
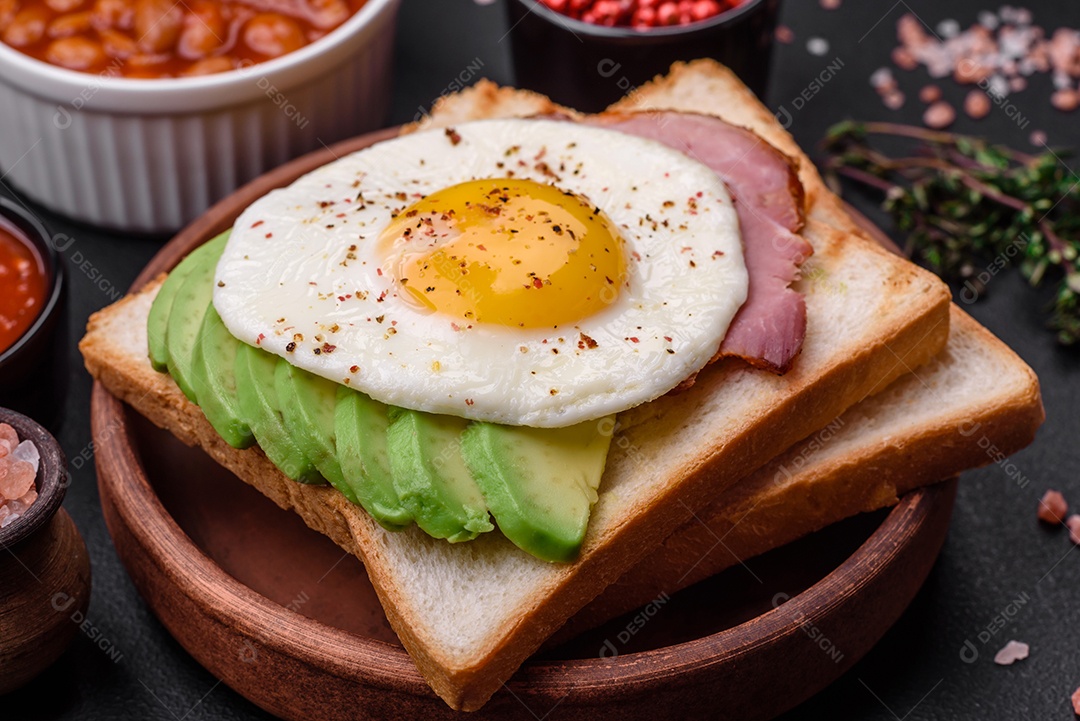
[81,61,952,709]
[555,303,1042,640]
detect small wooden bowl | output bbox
[0,407,91,695]
[91,127,957,719]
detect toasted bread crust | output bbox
[81,61,958,710]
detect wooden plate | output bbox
[92,127,957,720]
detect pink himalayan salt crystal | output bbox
[993,640,1029,665]
[923,101,956,129]
[775,25,794,44]
[964,89,991,118]
[1072,686,1080,715]
[1038,489,1068,524]
[0,460,34,500]
[1051,88,1080,111]
[0,423,17,448]
[819,0,840,9]
[883,91,905,109]
[919,84,942,103]
[1030,129,1048,146]
[1067,515,1080,545]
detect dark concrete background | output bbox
[2,0,1078,718]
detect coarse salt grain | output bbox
[1038,489,1068,524]
[936,18,960,39]
[919,84,942,103]
[923,101,956,129]
[806,37,829,56]
[0,423,39,529]
[1067,515,1080,545]
[964,89,991,118]
[993,640,1030,666]
[883,91,905,110]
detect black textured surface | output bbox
[1,1,1077,718]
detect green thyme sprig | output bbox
[822,120,1080,345]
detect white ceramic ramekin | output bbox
[0,0,400,233]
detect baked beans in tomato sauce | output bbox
[0,218,47,355]
[0,0,367,77]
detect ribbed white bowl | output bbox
[0,0,400,233]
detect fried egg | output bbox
[213,119,747,427]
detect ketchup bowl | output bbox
[0,198,66,420]
[504,0,779,112]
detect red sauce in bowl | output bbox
[0,219,47,355]
[0,0,368,78]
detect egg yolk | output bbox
[380,178,626,328]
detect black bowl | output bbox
[0,199,67,426]
[504,0,780,112]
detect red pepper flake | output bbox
[376,267,383,276]
[532,277,544,289]
[451,322,461,331]
[445,127,462,146]
[350,365,359,373]
[713,250,725,258]
[465,398,475,406]
[377,291,387,302]
[256,333,266,345]
[578,332,598,349]
[265,232,273,239]
[322,342,336,354]
[252,220,264,228]
[627,336,640,343]
[664,336,672,342]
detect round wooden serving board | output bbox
[92,127,957,720]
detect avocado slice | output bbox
[233,343,322,484]
[147,233,225,373]
[461,417,614,562]
[386,410,493,543]
[190,304,255,449]
[275,363,356,503]
[334,389,411,530]
[164,233,229,403]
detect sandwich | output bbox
[80,59,1041,711]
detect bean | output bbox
[181,55,232,75]
[45,35,106,69]
[48,11,93,38]
[134,0,182,53]
[0,0,18,34]
[3,6,49,47]
[176,0,222,59]
[91,0,133,30]
[309,0,348,29]
[98,26,136,57]
[46,0,85,12]
[242,13,303,59]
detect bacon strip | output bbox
[586,111,813,374]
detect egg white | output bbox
[213,119,747,428]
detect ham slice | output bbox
[586,112,813,373]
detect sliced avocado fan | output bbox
[386,409,494,542]
[147,232,615,561]
[462,418,614,563]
